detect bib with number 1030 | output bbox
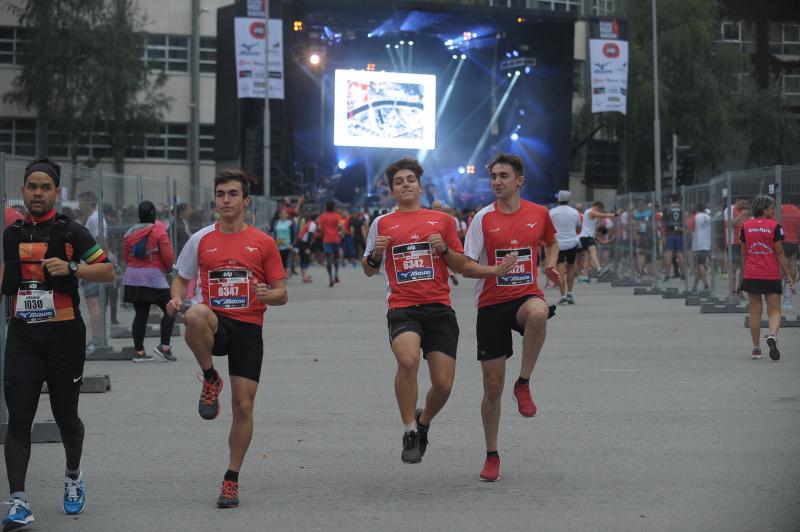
[495,247,533,286]
[209,269,250,309]
[16,281,56,322]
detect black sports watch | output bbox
[366,251,381,268]
[440,244,449,256]
[68,261,79,275]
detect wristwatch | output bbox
[68,261,79,275]
[440,244,449,256]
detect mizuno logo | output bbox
[245,246,258,252]
[205,248,218,253]
[489,228,501,233]
[388,225,400,230]
[527,223,538,229]
[427,221,439,225]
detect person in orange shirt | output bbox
[319,201,343,287]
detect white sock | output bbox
[405,422,416,433]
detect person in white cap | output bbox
[549,191,581,304]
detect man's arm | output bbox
[41,258,115,283]
[462,254,516,279]
[255,278,288,305]
[428,233,466,274]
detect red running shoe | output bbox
[197,373,223,420]
[217,480,239,508]
[512,381,538,417]
[479,455,501,482]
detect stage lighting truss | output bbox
[500,57,537,72]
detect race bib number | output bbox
[16,281,56,322]
[208,269,250,309]
[392,242,434,283]
[495,247,533,286]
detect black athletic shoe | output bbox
[415,409,429,458]
[766,335,780,361]
[401,430,422,464]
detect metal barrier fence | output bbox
[602,165,798,320]
[0,153,279,429]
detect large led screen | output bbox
[333,70,436,149]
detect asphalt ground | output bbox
[10,264,800,532]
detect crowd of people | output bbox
[1,155,796,531]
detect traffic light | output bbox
[676,148,696,186]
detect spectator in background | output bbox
[295,211,318,283]
[319,200,343,287]
[349,209,367,260]
[780,198,799,284]
[174,203,192,256]
[633,196,655,279]
[122,201,177,362]
[78,190,108,354]
[724,196,750,297]
[690,203,712,292]
[739,195,794,361]
[273,208,295,273]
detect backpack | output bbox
[131,232,151,258]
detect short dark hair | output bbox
[214,169,250,197]
[487,153,524,177]
[78,190,98,204]
[592,200,605,209]
[325,200,335,212]
[670,193,680,203]
[385,157,423,189]
[24,158,61,187]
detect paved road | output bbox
[16,266,800,531]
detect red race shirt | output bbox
[319,212,342,244]
[176,224,286,326]
[365,209,463,310]
[464,200,556,308]
[780,203,800,244]
[739,218,784,281]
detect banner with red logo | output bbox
[589,39,627,114]
[234,17,284,99]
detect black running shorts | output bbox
[212,314,264,382]
[386,303,459,359]
[4,318,87,387]
[579,236,596,250]
[557,246,577,265]
[476,296,555,361]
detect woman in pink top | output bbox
[122,201,177,362]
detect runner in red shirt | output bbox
[739,195,794,361]
[167,169,287,509]
[462,153,561,482]
[363,157,467,465]
[779,199,799,283]
[318,201,343,287]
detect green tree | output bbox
[612,0,746,191]
[3,0,170,174]
[96,0,171,174]
[734,80,800,167]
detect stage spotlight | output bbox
[466,165,476,174]
[458,166,466,174]
[519,109,526,116]
[524,65,532,74]
[452,54,458,60]
[517,17,525,23]
[514,70,521,76]
[394,44,399,49]
[385,43,391,49]
[367,32,373,38]
[505,52,512,58]
[309,53,321,65]
[512,50,519,57]
[463,31,472,41]
[366,63,376,71]
[506,72,512,78]
[293,20,304,32]
[460,54,466,60]
[338,160,347,170]
[399,40,405,45]
[408,40,414,46]
[510,132,519,141]
[444,39,453,46]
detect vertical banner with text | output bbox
[234,17,284,99]
[589,38,628,114]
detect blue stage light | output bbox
[458,166,466,174]
[510,132,519,141]
[338,160,347,170]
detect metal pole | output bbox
[725,172,734,304]
[0,152,7,425]
[775,165,782,223]
[96,170,109,347]
[263,8,271,198]
[681,185,689,293]
[651,191,659,289]
[672,133,677,194]
[190,0,201,208]
[652,0,662,207]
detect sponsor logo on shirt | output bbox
[205,248,218,253]
[410,234,420,240]
[527,223,538,229]
[245,246,258,252]
[427,221,439,225]
[489,227,501,233]
[388,225,400,230]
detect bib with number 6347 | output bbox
[209,269,250,308]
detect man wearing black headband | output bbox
[1,158,115,531]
